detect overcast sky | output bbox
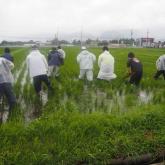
[0,0,165,41]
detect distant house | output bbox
[23,43,35,47]
[136,38,154,47]
[108,44,126,48]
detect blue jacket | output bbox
[48,50,62,66]
[2,53,14,62]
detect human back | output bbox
[77,49,96,70]
[0,57,14,84]
[127,57,143,74]
[77,46,96,81]
[97,46,116,81]
[99,50,115,72]
[48,49,62,66]
[156,54,165,70]
[26,49,48,78]
[0,57,16,116]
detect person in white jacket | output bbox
[97,46,117,81]
[0,57,16,114]
[26,45,51,95]
[58,46,66,59]
[154,54,165,80]
[77,46,96,81]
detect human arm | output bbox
[42,55,49,71]
[62,50,66,59]
[124,60,132,78]
[4,58,14,70]
[156,58,161,70]
[98,55,102,68]
[77,54,81,63]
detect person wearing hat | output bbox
[97,46,117,81]
[26,45,51,95]
[77,46,96,81]
[126,52,143,86]
[154,54,165,80]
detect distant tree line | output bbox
[0,40,36,46]
[1,38,165,47]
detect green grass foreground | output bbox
[0,105,165,164]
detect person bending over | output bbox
[154,54,165,80]
[77,46,96,81]
[97,46,117,81]
[0,57,16,117]
[26,45,51,96]
[126,52,143,86]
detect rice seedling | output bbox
[0,47,165,164]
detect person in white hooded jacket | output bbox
[77,46,96,81]
[154,54,165,80]
[0,57,16,114]
[26,45,51,95]
[97,46,117,81]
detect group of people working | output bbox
[77,46,165,85]
[77,46,117,81]
[0,45,165,119]
[77,46,143,86]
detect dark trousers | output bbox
[0,83,16,112]
[154,70,165,80]
[33,75,51,94]
[129,72,143,86]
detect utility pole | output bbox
[131,29,133,46]
[56,27,59,46]
[146,29,149,47]
[80,26,83,47]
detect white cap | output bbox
[81,46,86,50]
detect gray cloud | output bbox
[0,0,165,41]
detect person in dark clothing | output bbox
[33,75,51,94]
[2,48,14,62]
[126,52,143,86]
[48,47,63,77]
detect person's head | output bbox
[102,46,109,51]
[57,46,61,49]
[32,45,38,50]
[4,47,10,53]
[52,47,57,51]
[128,52,135,59]
[81,46,86,51]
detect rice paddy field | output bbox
[0,47,165,164]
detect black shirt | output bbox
[127,58,143,73]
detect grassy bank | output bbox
[0,104,164,164]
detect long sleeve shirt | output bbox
[0,57,14,84]
[77,50,96,70]
[26,50,48,78]
[156,54,165,70]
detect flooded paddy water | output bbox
[0,80,155,124]
[59,83,154,115]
